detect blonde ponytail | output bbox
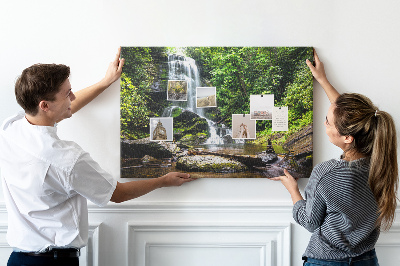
[369,110,398,230]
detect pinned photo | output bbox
[250,94,274,120]
[232,114,256,139]
[167,80,187,101]
[196,87,217,108]
[150,117,174,141]
[272,106,289,131]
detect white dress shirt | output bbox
[0,112,117,252]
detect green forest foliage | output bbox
[120,47,313,141]
[120,73,149,139]
[120,47,169,139]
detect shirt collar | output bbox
[23,115,58,134]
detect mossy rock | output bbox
[176,155,247,173]
[121,138,172,159]
[173,110,209,141]
[179,133,208,145]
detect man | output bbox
[0,48,194,266]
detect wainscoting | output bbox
[0,202,399,266]
[127,222,290,266]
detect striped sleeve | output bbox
[293,168,327,232]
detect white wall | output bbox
[0,1,400,265]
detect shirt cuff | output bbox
[98,178,117,207]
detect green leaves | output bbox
[120,73,150,139]
[185,47,313,131]
[120,47,170,139]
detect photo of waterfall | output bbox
[120,47,314,178]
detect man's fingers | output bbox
[175,172,190,178]
[118,58,125,73]
[115,47,122,63]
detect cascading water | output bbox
[163,53,230,144]
[165,54,201,115]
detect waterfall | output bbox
[165,53,228,144]
[167,54,202,115]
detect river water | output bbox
[121,142,287,178]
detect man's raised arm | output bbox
[71,47,125,114]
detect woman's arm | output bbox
[306,50,340,103]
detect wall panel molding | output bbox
[375,224,400,265]
[0,224,8,248]
[128,222,291,266]
[79,223,102,266]
[2,201,400,214]
[87,202,295,214]
[1,202,400,266]
[0,223,12,262]
[376,224,400,247]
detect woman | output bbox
[270,50,398,266]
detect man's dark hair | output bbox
[15,64,70,115]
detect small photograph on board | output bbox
[150,117,173,141]
[250,94,274,120]
[196,87,217,108]
[232,114,256,139]
[167,80,187,101]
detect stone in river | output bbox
[176,155,247,173]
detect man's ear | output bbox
[38,100,49,112]
[344,135,354,144]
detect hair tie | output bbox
[375,110,378,117]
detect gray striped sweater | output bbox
[293,158,379,259]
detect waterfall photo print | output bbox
[120,47,314,178]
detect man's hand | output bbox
[110,172,195,203]
[70,47,125,114]
[101,47,125,88]
[159,172,195,187]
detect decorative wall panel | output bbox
[0,224,12,266]
[0,204,399,266]
[128,222,291,266]
[79,224,101,266]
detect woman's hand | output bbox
[306,49,340,103]
[269,169,304,204]
[306,49,328,84]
